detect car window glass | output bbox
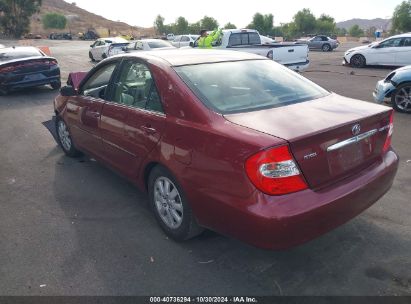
[181,36,190,42]
[175,60,329,114]
[113,61,163,113]
[228,33,241,46]
[82,62,117,99]
[380,38,403,48]
[402,38,411,47]
[136,41,144,49]
[249,33,260,44]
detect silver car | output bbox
[297,35,339,52]
[374,65,411,113]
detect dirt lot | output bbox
[0,40,410,296]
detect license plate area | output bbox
[328,138,374,176]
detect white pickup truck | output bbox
[194,29,310,72]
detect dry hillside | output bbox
[29,0,155,38]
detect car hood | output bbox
[346,45,369,53]
[393,65,411,73]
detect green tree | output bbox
[293,8,316,36]
[188,21,201,34]
[316,14,336,35]
[391,0,411,33]
[0,0,42,38]
[174,16,188,34]
[335,27,347,36]
[224,22,237,29]
[349,24,364,37]
[200,16,219,30]
[154,14,165,35]
[248,13,274,35]
[42,13,67,29]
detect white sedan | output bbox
[89,37,128,61]
[344,33,411,68]
[171,35,199,48]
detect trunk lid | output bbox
[224,94,392,189]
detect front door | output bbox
[65,61,118,158]
[368,38,403,65]
[100,59,166,178]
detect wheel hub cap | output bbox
[154,177,183,229]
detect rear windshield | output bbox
[174,60,329,114]
[0,48,43,62]
[148,40,172,48]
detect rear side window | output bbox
[228,33,261,46]
[175,60,329,114]
[0,48,43,62]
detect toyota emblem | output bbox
[352,124,361,136]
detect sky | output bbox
[68,0,402,28]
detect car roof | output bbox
[115,49,266,66]
[222,29,259,34]
[391,33,411,39]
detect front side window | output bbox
[379,38,403,48]
[175,60,329,114]
[82,62,117,99]
[112,61,163,113]
[402,37,411,47]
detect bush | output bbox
[43,13,67,30]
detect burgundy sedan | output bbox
[53,49,398,249]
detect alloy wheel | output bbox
[394,85,411,113]
[154,177,184,229]
[57,120,72,151]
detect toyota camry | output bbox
[53,49,398,249]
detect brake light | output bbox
[0,65,17,73]
[382,111,394,153]
[245,145,308,195]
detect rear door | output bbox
[100,59,166,178]
[396,37,411,66]
[65,61,119,157]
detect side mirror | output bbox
[90,44,93,48]
[189,42,194,47]
[60,85,77,96]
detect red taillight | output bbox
[383,111,394,153]
[245,145,308,196]
[0,65,17,73]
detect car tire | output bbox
[148,165,204,241]
[51,81,61,90]
[391,82,411,114]
[55,116,82,157]
[89,51,95,62]
[350,54,366,68]
[322,44,331,52]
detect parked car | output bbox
[171,35,199,48]
[79,30,99,41]
[23,33,42,39]
[373,65,411,113]
[192,29,310,72]
[89,37,128,61]
[344,33,411,68]
[296,35,339,52]
[0,46,60,95]
[49,33,72,40]
[260,35,276,45]
[166,33,175,41]
[53,49,398,249]
[107,39,174,57]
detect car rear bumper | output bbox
[1,68,60,91]
[193,150,398,249]
[373,79,396,103]
[285,60,310,72]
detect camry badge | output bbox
[352,124,361,136]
